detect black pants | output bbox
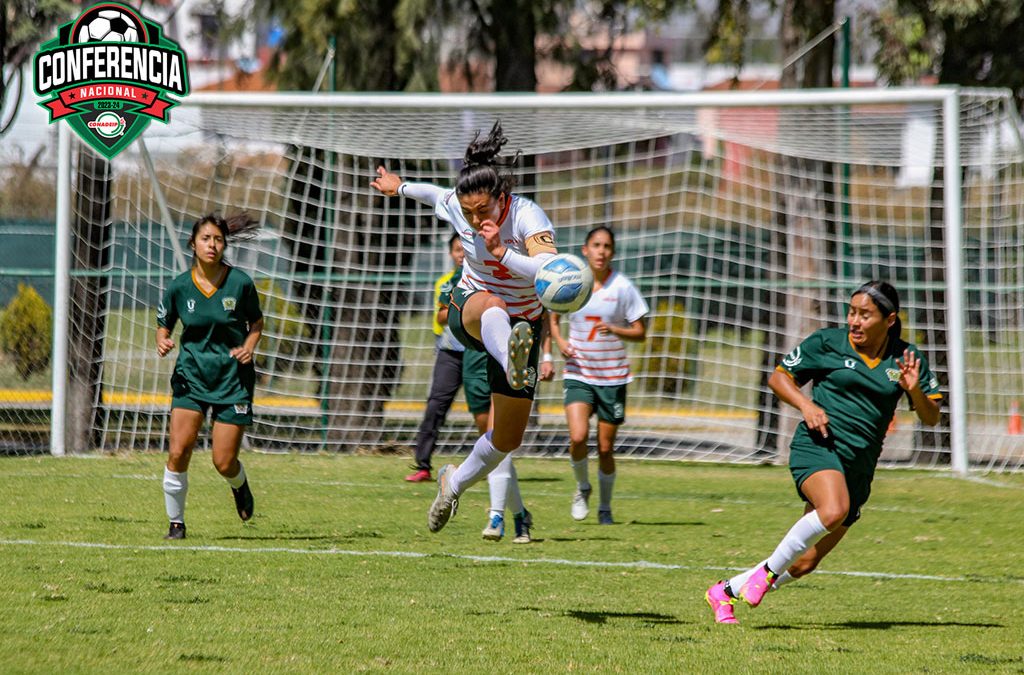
[412,348,464,471]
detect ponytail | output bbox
[455,120,518,198]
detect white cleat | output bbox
[571,486,591,521]
[506,322,534,390]
[427,464,459,533]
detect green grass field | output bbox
[2,453,1023,673]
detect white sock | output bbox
[163,468,188,523]
[772,571,795,590]
[225,461,246,489]
[571,456,590,490]
[506,460,524,515]
[480,307,511,370]
[598,469,615,511]
[765,510,829,574]
[726,559,769,595]
[487,453,514,515]
[450,432,507,496]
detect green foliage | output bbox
[868,6,935,84]
[639,300,698,394]
[254,279,313,374]
[0,284,52,380]
[872,0,1024,104]
[267,0,693,92]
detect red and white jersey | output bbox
[430,187,553,321]
[563,270,649,386]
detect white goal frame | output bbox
[49,86,969,471]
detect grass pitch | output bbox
[1,453,1022,673]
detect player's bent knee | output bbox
[817,506,849,531]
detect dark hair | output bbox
[448,232,461,250]
[585,226,615,249]
[455,120,518,198]
[188,213,260,249]
[853,280,901,342]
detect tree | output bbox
[263,0,691,449]
[867,1,1024,461]
[707,1,839,462]
[1,1,75,135]
[869,1,1024,106]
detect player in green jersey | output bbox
[706,281,942,624]
[156,214,264,540]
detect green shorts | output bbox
[788,428,872,527]
[448,286,542,400]
[171,395,254,426]
[462,347,491,415]
[563,379,627,425]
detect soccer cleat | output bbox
[427,464,459,533]
[482,513,505,541]
[231,479,254,522]
[739,565,777,607]
[705,581,739,624]
[506,322,534,390]
[164,521,186,540]
[512,509,533,544]
[405,469,432,483]
[571,486,591,521]
[598,509,613,525]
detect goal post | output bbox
[36,86,1024,472]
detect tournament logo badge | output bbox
[33,2,190,159]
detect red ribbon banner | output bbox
[44,83,172,120]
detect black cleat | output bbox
[164,521,186,540]
[232,479,254,521]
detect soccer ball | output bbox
[534,254,594,313]
[78,9,141,43]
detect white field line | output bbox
[0,538,1014,585]
[3,474,961,514]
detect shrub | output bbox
[0,284,53,380]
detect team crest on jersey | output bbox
[845,358,857,369]
[885,368,901,382]
[781,346,802,368]
[222,297,236,311]
[186,298,195,313]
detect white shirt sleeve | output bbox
[622,278,650,324]
[399,182,448,208]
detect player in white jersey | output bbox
[548,226,649,524]
[371,121,558,534]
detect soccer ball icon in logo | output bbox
[534,253,594,313]
[77,8,143,43]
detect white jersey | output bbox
[404,182,553,321]
[563,270,649,386]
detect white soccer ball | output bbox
[80,9,140,43]
[534,253,594,313]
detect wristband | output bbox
[542,353,553,363]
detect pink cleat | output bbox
[739,566,776,607]
[705,581,738,624]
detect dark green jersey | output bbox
[157,266,263,404]
[779,327,942,464]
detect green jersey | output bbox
[779,327,942,466]
[157,266,263,404]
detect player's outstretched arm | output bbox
[371,166,446,206]
[371,167,402,196]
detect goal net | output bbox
[15,88,1024,471]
